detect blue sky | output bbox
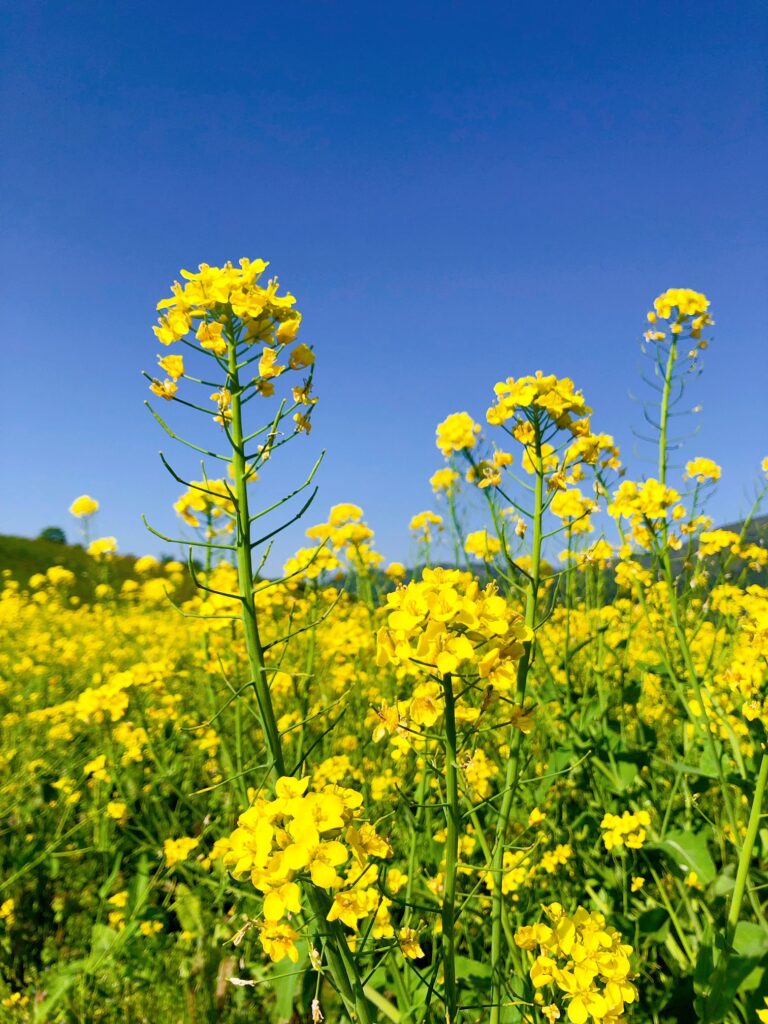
[2,1,766,568]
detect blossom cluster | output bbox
[515,903,638,1024]
[645,288,713,344]
[599,810,651,852]
[434,376,620,539]
[69,494,99,518]
[376,567,532,687]
[283,504,384,582]
[173,473,257,536]
[149,259,317,428]
[218,776,396,964]
[486,372,589,429]
[608,479,683,549]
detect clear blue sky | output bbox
[2,2,766,568]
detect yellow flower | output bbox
[516,904,637,1024]
[83,754,110,782]
[196,321,227,356]
[88,537,118,560]
[464,529,501,561]
[398,927,425,959]
[550,489,595,524]
[163,836,200,868]
[430,467,460,493]
[277,317,302,345]
[600,810,651,851]
[409,510,443,540]
[106,800,128,823]
[385,562,406,580]
[487,372,590,428]
[386,868,408,893]
[541,844,572,874]
[346,823,392,865]
[377,566,531,686]
[157,354,185,380]
[684,457,721,482]
[133,555,159,573]
[652,288,711,322]
[288,343,315,370]
[326,890,372,930]
[436,412,481,457]
[698,529,740,558]
[0,898,15,927]
[69,495,99,518]
[258,347,286,380]
[259,922,300,963]
[149,378,177,400]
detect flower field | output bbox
[1,263,767,1024]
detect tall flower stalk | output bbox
[144,258,375,1022]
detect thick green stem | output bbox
[658,337,677,485]
[727,751,768,936]
[226,336,373,1022]
[227,341,285,777]
[308,890,374,1024]
[441,672,460,1023]
[489,428,543,1024]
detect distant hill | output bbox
[716,513,768,541]
[0,534,195,602]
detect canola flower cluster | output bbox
[515,904,638,1024]
[174,478,241,533]
[217,776,396,963]
[432,374,621,553]
[376,567,532,685]
[148,259,317,430]
[599,810,651,852]
[283,503,384,582]
[644,287,713,344]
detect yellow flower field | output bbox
[1,264,767,1024]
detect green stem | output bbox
[441,672,460,1023]
[701,752,768,1021]
[226,334,373,1022]
[727,751,768,937]
[308,890,374,1024]
[489,424,543,1024]
[658,337,677,485]
[227,340,285,777]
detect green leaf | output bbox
[698,954,762,1022]
[733,921,768,960]
[613,757,639,792]
[173,882,204,936]
[669,760,718,779]
[269,940,307,1023]
[638,907,668,936]
[694,934,714,995]
[33,962,85,1022]
[655,830,716,885]
[454,955,492,981]
[712,871,735,898]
